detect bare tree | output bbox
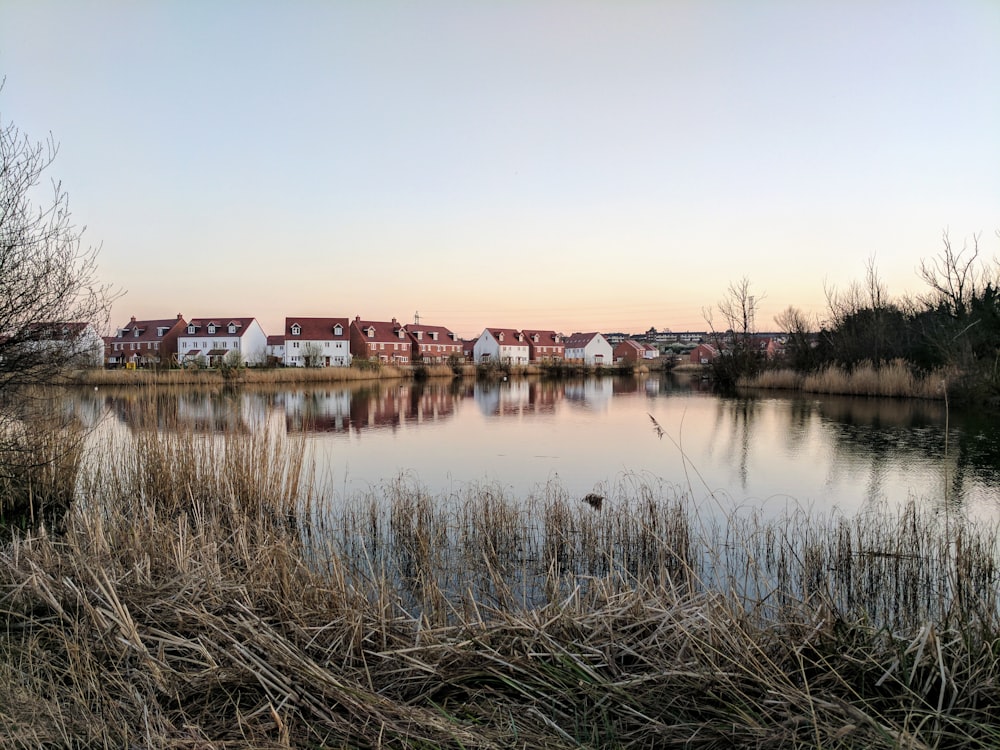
[301,342,323,367]
[1,100,116,392]
[704,276,765,385]
[918,230,989,318]
[710,276,763,342]
[1,95,117,527]
[774,305,819,371]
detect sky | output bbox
[2,1,998,339]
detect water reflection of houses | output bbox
[474,380,564,417]
[283,383,460,433]
[283,389,353,432]
[103,388,270,433]
[609,373,662,397]
[563,379,613,411]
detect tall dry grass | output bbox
[0,390,87,531]
[75,362,457,387]
[741,360,951,399]
[2,403,999,747]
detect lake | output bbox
[78,373,1000,520]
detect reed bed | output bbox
[2,413,1000,747]
[740,360,950,399]
[74,362,454,387]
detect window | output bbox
[208,324,216,334]
[228,324,236,334]
[291,324,301,336]
[293,341,300,349]
[133,329,140,338]
[333,324,343,336]
[187,325,196,335]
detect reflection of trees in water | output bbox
[704,392,999,509]
[804,395,995,508]
[709,397,762,491]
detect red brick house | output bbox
[108,314,186,368]
[521,329,564,362]
[689,343,719,365]
[614,339,646,364]
[402,322,463,363]
[350,317,413,364]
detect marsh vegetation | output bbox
[2,398,999,747]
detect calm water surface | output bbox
[85,374,1000,518]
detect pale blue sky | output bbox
[2,1,997,338]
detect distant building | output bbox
[177,317,267,367]
[108,315,187,368]
[403,322,463,363]
[473,328,530,365]
[16,321,105,368]
[521,329,564,362]
[283,317,351,367]
[563,332,613,365]
[689,343,719,365]
[265,335,285,365]
[350,317,413,364]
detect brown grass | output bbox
[73,362,457,387]
[2,406,999,747]
[740,360,951,399]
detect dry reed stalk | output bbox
[795,361,950,400]
[4,408,1000,747]
[75,362,453,388]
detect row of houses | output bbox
[8,314,786,371]
[98,313,670,369]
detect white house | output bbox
[473,327,530,365]
[20,321,105,368]
[562,332,613,365]
[265,335,285,364]
[177,317,268,367]
[283,317,351,367]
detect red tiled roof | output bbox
[521,329,562,345]
[116,315,186,343]
[402,323,458,342]
[285,317,349,340]
[266,335,285,346]
[616,339,645,353]
[182,317,258,337]
[484,327,529,346]
[351,317,411,344]
[562,332,603,348]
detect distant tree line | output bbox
[708,231,1000,405]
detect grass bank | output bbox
[2,409,999,747]
[739,360,951,399]
[73,362,458,387]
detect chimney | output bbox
[130,316,137,323]
[177,313,183,320]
